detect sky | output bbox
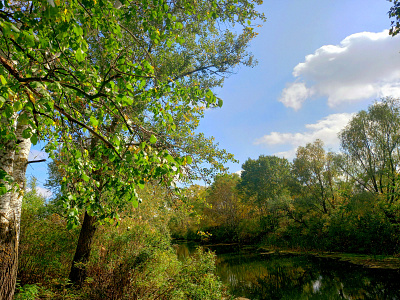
[197,0,399,173]
[28,0,399,195]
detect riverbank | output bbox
[258,247,400,270]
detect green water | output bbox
[176,242,400,300]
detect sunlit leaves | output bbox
[0,0,264,228]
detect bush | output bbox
[83,218,228,299]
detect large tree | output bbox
[293,139,339,215]
[203,173,243,239]
[339,98,400,225]
[238,155,292,210]
[238,155,292,232]
[0,0,264,297]
[339,98,400,202]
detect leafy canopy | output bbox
[0,0,264,226]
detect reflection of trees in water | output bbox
[216,254,400,300]
[174,244,400,299]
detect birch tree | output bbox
[0,0,264,297]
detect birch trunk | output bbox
[0,113,31,300]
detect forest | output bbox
[1,0,400,299]
[172,97,400,256]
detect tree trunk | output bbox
[0,216,18,300]
[0,113,31,300]
[69,211,97,286]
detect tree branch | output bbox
[26,159,46,165]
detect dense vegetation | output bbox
[171,98,400,256]
[17,179,228,299]
[0,0,264,298]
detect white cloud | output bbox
[28,149,48,162]
[280,30,400,109]
[234,170,243,177]
[255,113,354,159]
[36,186,52,198]
[273,149,297,160]
[279,82,314,110]
[26,186,52,199]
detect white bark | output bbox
[0,111,17,231]
[0,110,31,300]
[0,113,31,239]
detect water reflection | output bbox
[175,242,400,299]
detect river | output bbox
[175,242,400,300]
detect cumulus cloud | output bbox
[255,113,354,159]
[280,30,400,109]
[280,82,314,110]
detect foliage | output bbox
[168,184,208,240]
[201,174,243,240]
[18,182,78,285]
[0,0,265,295]
[293,140,340,216]
[239,155,292,206]
[0,0,265,227]
[178,100,400,255]
[17,181,229,299]
[339,98,400,224]
[389,0,400,36]
[14,283,40,300]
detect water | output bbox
[175,242,400,300]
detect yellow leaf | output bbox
[28,93,35,104]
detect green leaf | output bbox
[149,134,157,144]
[22,128,31,139]
[82,174,90,182]
[30,133,38,145]
[75,48,85,62]
[13,101,22,111]
[0,185,7,196]
[121,95,133,105]
[90,116,99,127]
[131,199,139,208]
[0,75,7,85]
[186,155,193,164]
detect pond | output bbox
[175,242,400,300]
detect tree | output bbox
[339,98,400,222]
[339,98,400,200]
[389,0,400,36]
[0,0,264,296]
[203,173,243,240]
[293,139,339,215]
[239,155,292,210]
[238,155,292,232]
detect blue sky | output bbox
[197,0,399,173]
[29,0,399,194]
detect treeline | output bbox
[170,98,400,255]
